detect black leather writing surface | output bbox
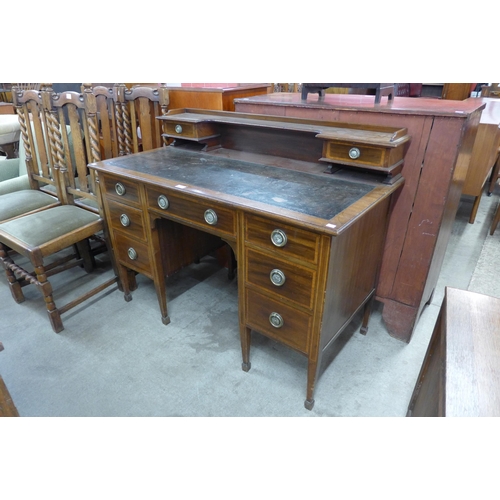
[105,147,374,220]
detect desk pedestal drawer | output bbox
[245,288,310,354]
[108,200,146,241]
[245,248,315,309]
[114,232,152,276]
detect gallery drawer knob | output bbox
[348,147,361,160]
[270,229,287,247]
[157,195,169,210]
[204,209,218,225]
[119,214,130,227]
[175,124,183,134]
[127,248,138,260]
[115,182,126,196]
[270,269,286,286]
[269,312,284,329]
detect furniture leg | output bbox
[240,326,251,372]
[487,150,500,195]
[469,194,482,224]
[490,200,500,235]
[75,239,95,273]
[360,294,375,335]
[305,356,321,411]
[0,245,25,303]
[35,264,63,333]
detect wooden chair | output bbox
[0,86,119,333]
[81,83,120,161]
[0,85,60,224]
[115,83,169,155]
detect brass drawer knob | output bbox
[127,248,138,260]
[204,209,218,225]
[269,312,284,329]
[270,269,286,286]
[348,147,361,160]
[157,195,169,210]
[115,182,126,196]
[270,229,287,247]
[120,214,130,227]
[175,124,183,134]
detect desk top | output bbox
[93,146,402,235]
[234,92,486,118]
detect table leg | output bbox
[240,326,251,372]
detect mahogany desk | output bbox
[234,93,485,343]
[90,109,407,409]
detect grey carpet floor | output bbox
[1,191,499,417]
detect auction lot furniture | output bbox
[0,342,19,417]
[234,93,484,343]
[462,97,500,223]
[90,109,408,409]
[407,287,500,417]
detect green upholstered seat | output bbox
[0,190,58,222]
[0,205,100,248]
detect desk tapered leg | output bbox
[305,357,320,411]
[241,326,251,372]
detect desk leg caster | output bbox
[242,362,251,372]
[161,315,171,325]
[304,399,315,411]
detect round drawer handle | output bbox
[270,269,286,287]
[270,229,287,247]
[120,214,130,227]
[127,248,138,260]
[175,124,183,134]
[204,209,218,225]
[348,147,361,160]
[115,182,126,196]
[269,312,284,329]
[157,195,169,210]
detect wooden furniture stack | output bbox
[90,108,409,409]
[407,287,500,417]
[234,93,484,343]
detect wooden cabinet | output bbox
[462,97,500,223]
[407,287,500,417]
[234,93,484,343]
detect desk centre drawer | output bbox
[245,214,320,265]
[245,288,311,354]
[245,248,315,309]
[107,199,146,241]
[147,187,236,237]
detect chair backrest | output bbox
[42,87,100,212]
[11,84,61,197]
[115,83,169,155]
[81,83,120,160]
